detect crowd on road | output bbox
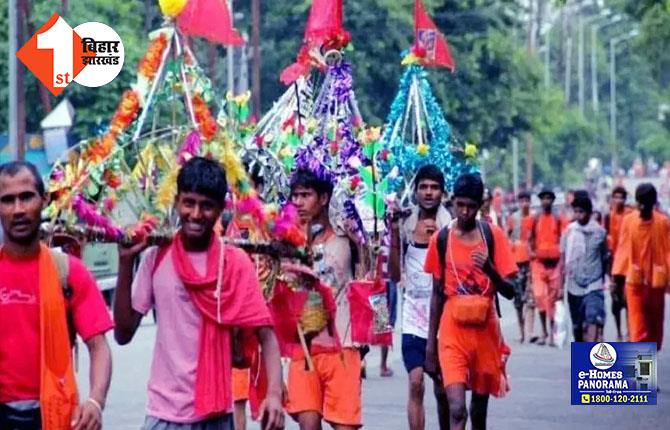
[0,159,668,430]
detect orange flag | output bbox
[414,0,455,70]
[178,0,244,46]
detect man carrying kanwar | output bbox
[114,157,284,430]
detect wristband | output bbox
[86,398,103,414]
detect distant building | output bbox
[0,98,75,176]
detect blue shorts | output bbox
[568,290,606,327]
[401,334,427,373]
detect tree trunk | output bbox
[251,0,261,118]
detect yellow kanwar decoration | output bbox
[158,0,188,18]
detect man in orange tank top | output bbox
[506,191,534,343]
[424,173,517,430]
[530,189,567,346]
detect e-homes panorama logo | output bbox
[590,342,618,370]
[17,13,124,96]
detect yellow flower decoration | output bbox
[401,53,421,66]
[464,143,478,159]
[416,143,430,156]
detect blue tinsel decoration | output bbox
[380,64,477,191]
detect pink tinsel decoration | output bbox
[178,131,202,165]
[271,203,306,246]
[72,194,123,240]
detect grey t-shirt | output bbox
[561,220,608,296]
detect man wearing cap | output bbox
[612,183,670,350]
[529,188,568,346]
[560,192,608,342]
[506,191,534,343]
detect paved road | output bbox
[80,295,670,429]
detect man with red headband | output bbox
[114,157,284,430]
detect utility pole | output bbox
[578,14,585,114]
[9,0,18,159]
[251,0,261,118]
[591,14,622,114]
[564,35,572,104]
[9,0,25,161]
[590,23,599,112]
[512,137,519,196]
[524,0,538,189]
[226,0,235,95]
[609,30,639,176]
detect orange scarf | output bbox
[39,244,78,429]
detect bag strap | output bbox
[437,226,449,283]
[478,221,502,318]
[49,249,77,348]
[151,245,171,278]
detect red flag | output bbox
[178,0,244,46]
[304,0,344,43]
[414,0,455,70]
[280,0,349,85]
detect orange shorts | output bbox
[232,367,250,402]
[286,348,362,427]
[438,300,508,397]
[532,261,561,318]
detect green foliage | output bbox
[2,0,668,189]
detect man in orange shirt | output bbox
[506,191,534,343]
[425,173,517,430]
[604,186,632,341]
[612,184,670,350]
[530,188,566,346]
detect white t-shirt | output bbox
[401,243,432,339]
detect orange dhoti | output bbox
[438,299,510,397]
[531,260,561,319]
[625,285,665,350]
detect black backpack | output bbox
[436,220,507,317]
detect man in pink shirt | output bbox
[114,157,284,430]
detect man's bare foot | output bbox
[616,335,623,342]
[537,336,547,346]
[380,368,394,377]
